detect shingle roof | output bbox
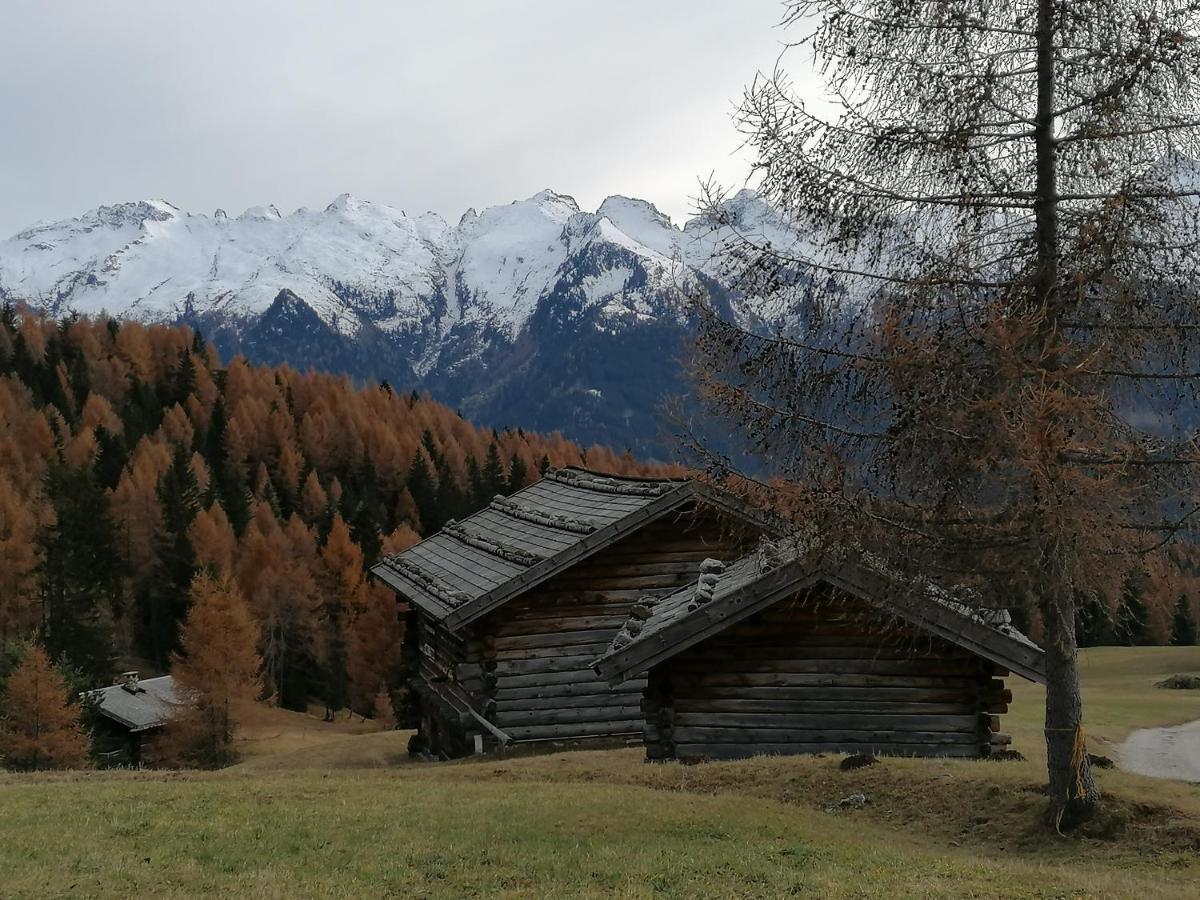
[593,541,1047,686]
[87,675,181,732]
[370,467,770,630]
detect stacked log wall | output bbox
[413,612,486,756]
[652,588,1011,761]
[477,508,759,746]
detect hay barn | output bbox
[369,468,772,758]
[593,542,1046,762]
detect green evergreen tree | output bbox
[538,454,551,477]
[93,426,126,491]
[481,442,506,499]
[1075,591,1114,648]
[506,453,528,494]
[433,457,467,531]
[406,451,438,534]
[1116,570,1151,647]
[466,455,485,507]
[39,462,119,682]
[170,349,197,409]
[1170,594,1198,647]
[137,445,200,665]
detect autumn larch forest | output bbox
[0,306,680,737]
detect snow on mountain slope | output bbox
[0,187,793,456]
[0,188,718,336]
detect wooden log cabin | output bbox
[593,542,1046,762]
[369,467,771,757]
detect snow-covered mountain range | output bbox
[0,190,802,456]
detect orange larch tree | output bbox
[167,573,261,768]
[0,644,90,771]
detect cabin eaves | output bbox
[593,542,1048,686]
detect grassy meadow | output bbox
[1,647,1198,899]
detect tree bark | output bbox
[1039,588,1099,828]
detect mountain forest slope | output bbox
[0,309,680,711]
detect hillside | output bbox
[2,647,1198,898]
[0,190,800,457]
[0,311,680,712]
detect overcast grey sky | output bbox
[0,0,809,236]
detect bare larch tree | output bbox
[689,0,1200,827]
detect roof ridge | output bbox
[548,467,685,496]
[556,465,689,484]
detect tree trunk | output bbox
[1039,588,1099,827]
[1031,0,1098,828]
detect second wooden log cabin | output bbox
[369,467,771,757]
[593,542,1047,762]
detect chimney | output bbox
[120,671,141,694]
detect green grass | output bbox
[1,768,1195,899]
[1009,645,1200,748]
[1,646,1198,899]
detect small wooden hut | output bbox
[370,467,771,757]
[593,543,1046,762]
[86,672,180,765]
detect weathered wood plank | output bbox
[672,699,977,716]
[492,628,623,651]
[507,720,644,741]
[674,742,983,760]
[493,654,615,676]
[672,712,979,732]
[494,615,630,637]
[670,658,984,677]
[671,726,981,744]
[690,672,985,689]
[495,692,640,712]
[494,679,647,702]
[495,705,643,727]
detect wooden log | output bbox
[496,670,618,690]
[672,712,980,732]
[691,672,985,689]
[492,641,613,662]
[491,654,613,677]
[676,685,982,703]
[494,705,644,727]
[494,678,647,701]
[674,645,974,662]
[494,615,629,637]
[671,726,981,745]
[495,692,639,713]
[670,658,984,677]
[673,742,983,760]
[672,698,977,716]
[492,627,621,651]
[507,720,644,741]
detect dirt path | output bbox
[1118,719,1200,783]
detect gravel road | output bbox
[1118,719,1200,783]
